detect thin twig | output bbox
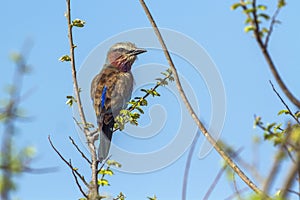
[240,0,300,108]
[48,135,89,188]
[97,155,112,174]
[232,172,242,200]
[269,81,300,124]
[264,8,281,48]
[203,165,226,200]
[139,0,264,195]
[224,187,249,200]
[128,72,172,112]
[182,133,199,200]
[203,147,243,200]
[285,188,300,196]
[72,117,84,132]
[70,160,88,198]
[69,136,92,165]
[113,71,173,133]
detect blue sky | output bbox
[1,0,300,199]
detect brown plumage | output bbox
[90,42,146,162]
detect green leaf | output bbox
[140,89,148,93]
[278,0,286,8]
[99,169,114,176]
[66,95,76,106]
[294,111,300,119]
[261,27,269,33]
[72,18,86,27]
[116,192,126,200]
[135,106,144,114]
[244,17,253,24]
[147,195,157,200]
[152,90,160,97]
[168,76,174,82]
[98,178,109,186]
[290,125,300,143]
[243,8,255,14]
[277,109,290,115]
[10,52,22,62]
[106,160,122,168]
[266,122,276,131]
[258,13,270,20]
[273,123,282,132]
[59,55,71,62]
[231,2,242,10]
[253,116,262,128]
[140,98,148,106]
[166,68,172,74]
[257,5,267,11]
[161,71,168,77]
[244,25,255,33]
[23,146,36,158]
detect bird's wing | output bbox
[91,66,133,120]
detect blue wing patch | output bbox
[101,86,107,108]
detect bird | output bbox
[90,42,146,162]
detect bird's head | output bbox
[106,42,147,72]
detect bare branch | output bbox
[264,8,281,48]
[224,187,249,200]
[269,81,300,124]
[280,152,300,198]
[48,135,89,188]
[285,188,300,197]
[70,159,88,198]
[139,0,264,195]
[69,136,92,165]
[232,173,243,200]
[73,117,84,132]
[203,147,243,200]
[182,133,199,200]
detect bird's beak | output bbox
[131,48,147,55]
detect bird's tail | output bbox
[98,117,114,162]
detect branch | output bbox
[48,135,89,188]
[65,0,99,193]
[97,155,112,174]
[69,136,92,165]
[269,81,300,124]
[241,0,300,108]
[139,0,264,195]
[232,172,242,200]
[262,125,294,195]
[182,133,199,200]
[203,147,243,200]
[224,187,249,200]
[280,152,300,198]
[65,0,88,133]
[70,159,88,198]
[264,7,281,48]
[128,71,172,112]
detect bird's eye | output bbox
[113,48,125,52]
